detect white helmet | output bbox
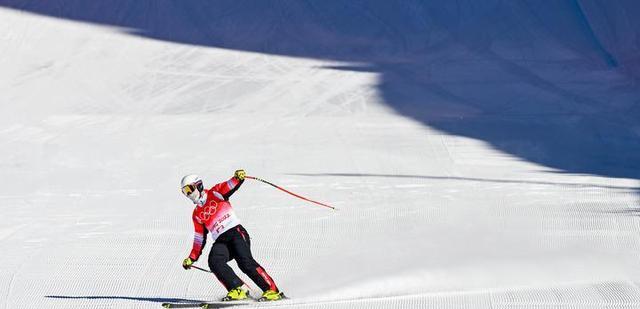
[180,174,204,203]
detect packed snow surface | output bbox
[1,1,639,308]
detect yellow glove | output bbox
[182,257,193,270]
[234,169,246,180]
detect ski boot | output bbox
[221,286,249,301]
[258,289,285,302]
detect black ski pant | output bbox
[208,225,278,292]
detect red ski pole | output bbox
[245,176,336,210]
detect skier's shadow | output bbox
[45,295,204,304]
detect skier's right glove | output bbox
[182,257,193,270]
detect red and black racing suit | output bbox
[188,177,278,292]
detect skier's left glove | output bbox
[182,257,193,270]
[234,169,246,181]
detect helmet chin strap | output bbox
[196,193,207,206]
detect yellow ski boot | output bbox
[258,289,285,302]
[221,286,249,301]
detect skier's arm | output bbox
[189,218,208,261]
[211,170,245,200]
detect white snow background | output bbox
[1,2,640,308]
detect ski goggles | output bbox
[181,181,203,196]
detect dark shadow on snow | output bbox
[604,208,640,216]
[288,172,638,192]
[1,0,639,183]
[46,295,204,304]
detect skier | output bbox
[180,170,284,302]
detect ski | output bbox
[161,303,201,308]
[162,296,289,308]
[200,303,248,308]
[161,302,245,308]
[199,299,288,308]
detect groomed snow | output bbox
[1,2,639,308]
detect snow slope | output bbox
[1,2,640,308]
